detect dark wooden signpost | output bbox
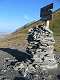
[40,3,53,28]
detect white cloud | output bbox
[23,14,37,23]
[24,15,30,21]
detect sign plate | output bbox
[40,3,53,20]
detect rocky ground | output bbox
[0,48,32,80]
[0,48,59,80]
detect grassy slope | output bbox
[0,9,60,51]
[50,9,60,51]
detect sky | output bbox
[0,0,60,32]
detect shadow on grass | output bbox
[0,48,33,62]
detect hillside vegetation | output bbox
[50,9,60,51]
[0,9,60,52]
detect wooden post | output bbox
[45,20,49,29]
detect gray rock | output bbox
[26,25,58,69]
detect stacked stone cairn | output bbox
[24,24,58,79]
[26,24,57,69]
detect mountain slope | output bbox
[50,9,60,51]
[0,9,60,51]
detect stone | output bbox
[26,24,58,69]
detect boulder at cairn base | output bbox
[26,24,58,69]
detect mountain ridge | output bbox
[0,8,60,51]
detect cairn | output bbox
[26,24,57,69]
